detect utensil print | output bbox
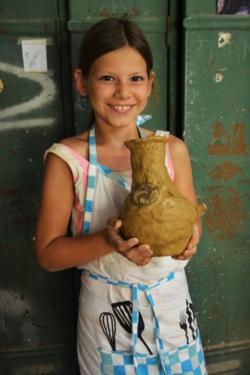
[186,300,196,340]
[111,300,153,354]
[188,301,198,336]
[99,312,116,351]
[179,311,189,344]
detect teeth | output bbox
[113,105,130,110]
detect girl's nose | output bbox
[114,81,131,98]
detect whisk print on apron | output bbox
[81,120,207,375]
[83,269,206,375]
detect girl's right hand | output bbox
[106,217,152,266]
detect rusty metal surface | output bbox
[0,1,78,373]
[183,12,250,373]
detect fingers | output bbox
[186,224,199,250]
[173,223,200,261]
[172,224,200,261]
[107,217,122,230]
[123,244,153,266]
[172,245,197,261]
[106,217,152,266]
[106,217,137,250]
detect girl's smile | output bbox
[76,45,154,129]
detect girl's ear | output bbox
[147,71,155,97]
[74,69,88,96]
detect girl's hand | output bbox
[172,224,200,261]
[106,217,152,266]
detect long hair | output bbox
[76,17,158,127]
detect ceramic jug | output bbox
[119,136,206,257]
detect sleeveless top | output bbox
[45,126,207,375]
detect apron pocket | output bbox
[98,348,162,375]
[98,333,206,375]
[163,333,207,374]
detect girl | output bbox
[35,17,207,375]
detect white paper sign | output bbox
[22,39,48,72]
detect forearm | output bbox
[35,229,114,272]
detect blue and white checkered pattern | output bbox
[98,332,206,375]
[84,269,175,291]
[82,115,207,374]
[82,124,97,234]
[85,270,206,375]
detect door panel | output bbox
[183,3,250,373]
[0,1,170,373]
[0,2,78,374]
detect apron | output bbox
[77,120,207,375]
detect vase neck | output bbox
[126,137,169,184]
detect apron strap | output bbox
[85,269,177,374]
[132,284,167,375]
[82,116,150,234]
[82,124,97,234]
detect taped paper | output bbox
[21,39,48,72]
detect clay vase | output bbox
[119,136,206,257]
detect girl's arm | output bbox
[168,134,202,261]
[35,153,152,272]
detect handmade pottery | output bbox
[119,136,206,257]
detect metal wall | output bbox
[1,0,249,374]
[183,2,250,374]
[0,0,169,374]
[0,1,78,374]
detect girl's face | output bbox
[76,46,154,130]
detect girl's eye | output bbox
[100,76,114,81]
[131,76,143,82]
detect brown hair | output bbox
[76,17,158,126]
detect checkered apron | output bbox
[80,119,207,375]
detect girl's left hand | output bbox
[172,224,200,261]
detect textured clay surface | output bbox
[119,136,206,257]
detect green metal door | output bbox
[0,1,78,374]
[183,1,250,374]
[0,1,170,374]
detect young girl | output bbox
[35,17,207,375]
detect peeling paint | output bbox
[215,73,223,82]
[205,187,246,240]
[215,68,228,83]
[9,199,24,205]
[0,242,13,251]
[207,121,248,156]
[99,7,111,17]
[208,162,243,181]
[206,186,223,191]
[76,1,154,18]
[218,32,232,48]
[237,179,250,184]
[0,27,7,35]
[6,189,22,198]
[131,8,140,16]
